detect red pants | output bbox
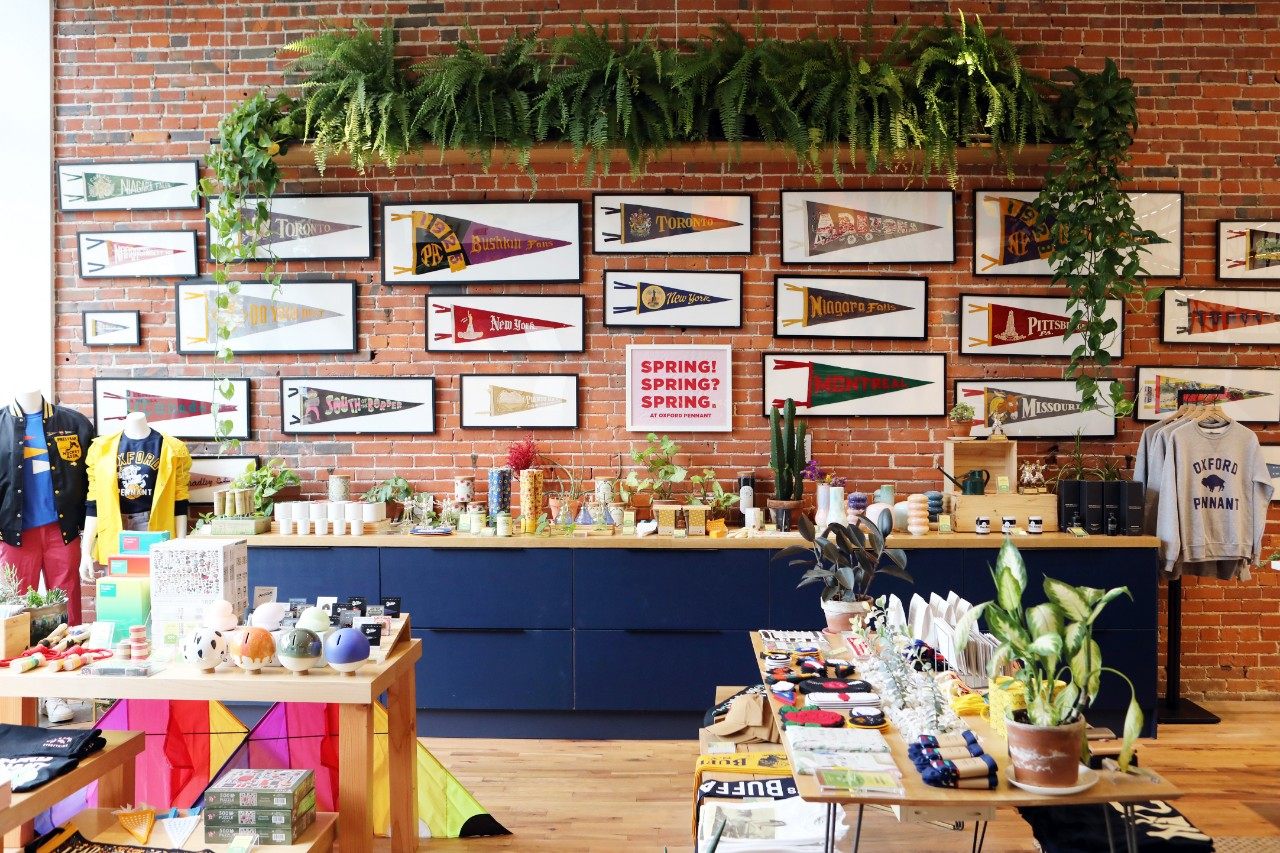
[0,522,82,624]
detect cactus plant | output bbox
[769,399,808,502]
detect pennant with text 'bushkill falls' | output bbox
[63,172,185,203]
[101,390,229,421]
[481,385,567,417]
[240,207,361,247]
[288,385,423,426]
[1225,226,1280,271]
[1176,295,1280,335]
[805,201,939,256]
[1142,374,1272,415]
[980,195,1057,270]
[82,237,187,274]
[600,203,742,245]
[185,291,339,344]
[391,210,569,276]
[434,304,571,344]
[961,385,1082,426]
[966,300,1072,348]
[779,283,911,329]
[611,281,730,315]
[769,359,931,409]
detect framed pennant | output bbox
[761,353,946,417]
[82,311,140,347]
[57,160,200,211]
[93,377,251,440]
[1261,445,1280,502]
[426,295,584,352]
[207,194,373,261]
[176,281,357,355]
[780,190,954,264]
[460,374,579,429]
[188,456,257,504]
[953,380,1116,438]
[592,193,752,255]
[1161,288,1280,345]
[382,200,582,284]
[773,275,927,340]
[625,344,733,432]
[281,377,435,435]
[1216,220,1280,281]
[604,272,742,329]
[959,294,1123,357]
[1130,191,1183,278]
[76,230,198,278]
[1134,366,1280,422]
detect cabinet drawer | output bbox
[415,628,572,710]
[574,629,761,711]
[574,549,768,630]
[381,548,571,629]
[1092,629,1157,711]
[247,547,379,603]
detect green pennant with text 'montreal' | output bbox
[771,359,932,409]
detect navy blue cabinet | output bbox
[247,547,380,603]
[415,628,572,710]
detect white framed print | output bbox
[93,377,251,440]
[959,294,1123,357]
[207,194,373,261]
[1261,445,1280,501]
[188,456,257,504]
[604,272,742,328]
[762,353,945,417]
[281,377,435,435]
[1135,366,1280,423]
[382,200,582,284]
[774,275,927,340]
[461,374,579,429]
[77,230,198,278]
[953,380,1116,438]
[625,345,733,433]
[1217,220,1280,281]
[427,295,584,352]
[176,281,357,355]
[593,194,752,255]
[1162,288,1280,345]
[1130,191,1183,278]
[780,190,954,264]
[57,160,200,211]
[82,311,140,347]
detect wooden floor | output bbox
[420,701,1280,852]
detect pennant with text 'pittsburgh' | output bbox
[966,300,1073,348]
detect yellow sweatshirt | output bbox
[85,431,191,563]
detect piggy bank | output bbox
[323,628,370,676]
[182,627,228,673]
[228,627,276,673]
[297,606,332,634]
[250,601,290,631]
[203,599,239,632]
[277,628,324,676]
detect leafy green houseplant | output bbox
[948,401,975,437]
[621,433,686,505]
[768,399,807,530]
[363,475,415,522]
[688,469,740,518]
[233,458,302,516]
[955,538,1141,784]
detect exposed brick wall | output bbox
[52,0,1280,699]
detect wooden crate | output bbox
[941,439,1019,496]
[951,492,1059,532]
[210,517,272,536]
[1,611,31,658]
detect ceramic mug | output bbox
[975,516,991,534]
[1001,516,1016,534]
[1028,516,1044,534]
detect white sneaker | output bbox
[44,698,74,724]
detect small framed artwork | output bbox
[959,294,1123,357]
[281,377,435,435]
[625,344,733,432]
[460,374,579,429]
[77,230,198,278]
[57,160,200,212]
[1216,220,1280,281]
[592,194,752,255]
[1261,445,1280,501]
[953,380,1116,438]
[176,281,358,355]
[762,353,946,417]
[93,377,251,440]
[382,200,582,284]
[1134,366,1280,422]
[780,190,955,265]
[206,194,373,261]
[1161,288,1280,345]
[82,311,140,347]
[188,456,257,504]
[604,271,742,328]
[774,275,927,340]
[426,295,584,352]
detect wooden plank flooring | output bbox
[419,701,1280,852]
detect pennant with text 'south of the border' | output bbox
[600,203,742,245]
[481,385,567,417]
[769,359,932,409]
[803,201,939,257]
[391,210,569,276]
[288,386,423,426]
[102,390,230,422]
[83,237,187,273]
[184,291,340,345]
[611,281,731,316]
[779,283,911,328]
[64,171,184,203]
[961,385,1083,427]
[1176,295,1280,335]
[240,207,361,247]
[980,195,1057,270]
[88,319,128,337]
[434,304,571,344]
[1225,226,1280,271]
[967,301,1072,348]
[1141,374,1272,415]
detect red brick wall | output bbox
[52,1,1280,699]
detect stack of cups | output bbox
[276,502,293,535]
[345,501,364,536]
[129,625,150,661]
[310,502,329,536]
[847,492,868,523]
[328,501,347,536]
[213,490,229,517]
[293,502,311,536]
[361,502,380,530]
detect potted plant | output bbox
[620,434,687,520]
[363,475,415,522]
[776,514,911,633]
[955,537,1142,785]
[0,565,33,658]
[545,460,586,525]
[233,457,302,516]
[24,586,69,647]
[1268,549,1280,572]
[688,469,740,520]
[767,399,807,531]
[948,402,975,438]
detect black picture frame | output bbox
[175,280,359,356]
[772,274,928,340]
[591,192,753,256]
[1160,287,1280,346]
[1132,365,1280,423]
[760,352,947,417]
[92,377,251,441]
[1215,219,1280,282]
[779,188,956,265]
[205,193,375,262]
[603,271,744,329]
[57,159,201,211]
[459,374,580,429]
[279,377,436,435]
[76,229,199,279]
[957,292,1124,358]
[426,295,586,353]
[951,379,1118,439]
[82,311,141,347]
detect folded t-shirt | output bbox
[0,724,106,759]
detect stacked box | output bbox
[204,769,316,845]
[204,811,315,846]
[95,577,150,639]
[149,538,248,624]
[119,531,171,554]
[107,553,151,576]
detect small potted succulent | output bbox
[363,475,415,522]
[24,586,69,647]
[948,402,975,438]
[688,468,740,520]
[1269,549,1280,572]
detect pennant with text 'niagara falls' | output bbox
[288,385,424,426]
[779,283,911,329]
[433,304,571,345]
[481,385,567,417]
[967,300,1071,348]
[63,171,185,204]
[961,385,1082,427]
[979,194,1057,271]
[1176,295,1280,336]
[611,281,731,316]
[183,291,340,345]
[1224,226,1280,271]
[600,203,742,245]
[242,207,361,247]
[101,390,230,422]
[769,359,932,409]
[804,201,940,256]
[390,210,569,276]
[82,237,187,273]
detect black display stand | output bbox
[1160,575,1220,724]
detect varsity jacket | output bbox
[0,398,95,548]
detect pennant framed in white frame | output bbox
[761,353,946,417]
[780,189,954,264]
[77,230,198,278]
[82,311,140,347]
[93,377,251,440]
[382,200,582,284]
[592,193,752,255]
[1216,220,1280,281]
[188,456,257,504]
[1134,366,1280,423]
[1162,288,1280,345]
[774,275,927,340]
[280,377,435,435]
[57,159,200,211]
[206,194,374,261]
[426,295,584,352]
[1261,445,1280,502]
[953,379,1116,438]
[604,271,742,328]
[959,294,1123,357]
[176,281,357,355]
[460,374,579,429]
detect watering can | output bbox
[936,465,989,495]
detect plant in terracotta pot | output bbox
[363,475,415,522]
[767,399,807,531]
[948,402,975,438]
[956,537,1142,786]
[545,460,586,526]
[688,468,739,520]
[776,514,910,634]
[620,434,686,520]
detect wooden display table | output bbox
[0,730,143,845]
[68,808,337,853]
[0,639,422,853]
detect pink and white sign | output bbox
[625,344,733,433]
